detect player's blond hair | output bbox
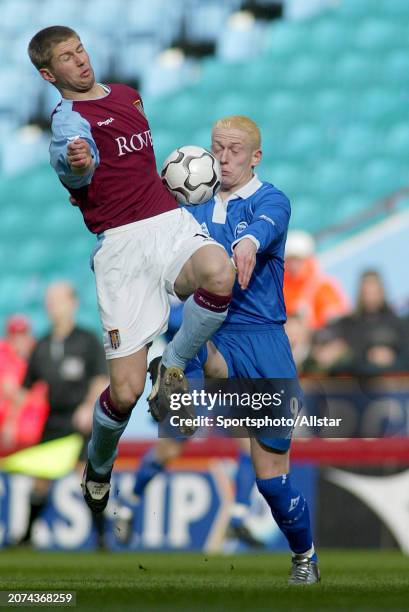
[28,26,79,69]
[212,116,261,149]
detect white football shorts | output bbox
[91,207,224,359]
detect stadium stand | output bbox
[1,0,408,332]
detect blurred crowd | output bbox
[284,231,409,378]
[1,231,409,453]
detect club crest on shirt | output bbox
[234,221,248,238]
[133,99,146,118]
[108,329,121,350]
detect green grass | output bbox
[0,550,408,611]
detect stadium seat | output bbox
[115,37,161,81]
[185,0,232,43]
[284,56,328,89]
[308,18,355,54]
[265,21,307,59]
[355,19,401,51]
[337,0,378,20]
[383,51,409,86]
[378,0,409,18]
[282,124,324,160]
[384,123,409,158]
[361,158,405,199]
[334,53,377,88]
[335,125,377,162]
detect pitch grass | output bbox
[0,550,408,611]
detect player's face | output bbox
[211,128,261,192]
[40,37,95,93]
[45,284,77,326]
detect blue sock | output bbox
[88,391,131,475]
[133,449,165,496]
[230,451,255,527]
[162,289,230,369]
[256,473,316,558]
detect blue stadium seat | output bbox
[115,37,161,81]
[184,0,231,43]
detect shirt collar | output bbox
[227,174,263,201]
[212,174,263,224]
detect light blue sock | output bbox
[162,290,230,369]
[88,399,130,475]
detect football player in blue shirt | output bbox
[128,116,320,584]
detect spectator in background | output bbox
[338,269,407,365]
[303,324,355,376]
[0,315,45,450]
[283,230,349,329]
[358,327,407,376]
[13,281,109,549]
[284,312,312,374]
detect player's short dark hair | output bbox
[28,26,79,70]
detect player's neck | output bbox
[61,83,108,101]
[219,173,254,201]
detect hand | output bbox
[233,238,257,290]
[67,138,93,172]
[72,402,93,435]
[69,195,79,206]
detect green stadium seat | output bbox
[385,123,409,157]
[362,158,405,199]
[284,56,329,89]
[334,53,377,87]
[337,0,380,20]
[336,125,378,161]
[383,51,409,85]
[355,19,400,51]
[357,88,400,124]
[265,21,307,59]
[290,195,331,234]
[308,19,355,55]
[267,162,310,197]
[378,0,409,18]
[282,125,324,160]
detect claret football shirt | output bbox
[50,84,177,234]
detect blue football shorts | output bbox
[187,323,301,452]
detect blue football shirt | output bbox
[186,174,290,326]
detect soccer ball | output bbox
[161,145,221,205]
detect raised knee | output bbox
[109,382,143,414]
[200,256,235,294]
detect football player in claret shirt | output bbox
[27,26,235,513]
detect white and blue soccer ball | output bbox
[161,145,221,205]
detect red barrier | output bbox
[117,437,409,465]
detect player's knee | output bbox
[199,254,235,294]
[109,382,143,414]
